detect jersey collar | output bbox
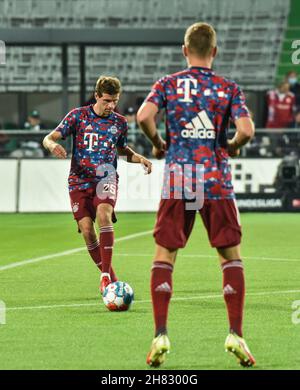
[189,66,215,76]
[90,105,113,119]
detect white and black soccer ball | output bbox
[102,281,134,311]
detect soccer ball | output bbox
[102,281,134,311]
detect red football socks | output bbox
[100,226,114,275]
[222,260,245,337]
[87,238,117,282]
[151,261,173,337]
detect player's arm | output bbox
[227,117,255,157]
[117,145,152,174]
[137,102,166,159]
[42,130,67,159]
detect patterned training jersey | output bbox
[55,105,128,192]
[145,66,250,199]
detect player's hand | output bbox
[227,139,240,158]
[152,140,167,160]
[49,143,67,159]
[140,156,152,174]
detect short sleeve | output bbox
[116,120,128,148]
[54,109,78,139]
[144,77,167,110]
[230,84,250,122]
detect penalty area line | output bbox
[6,289,300,312]
[0,230,153,272]
[114,253,300,263]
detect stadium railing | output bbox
[0,128,299,159]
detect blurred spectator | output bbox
[24,109,45,131]
[285,71,300,110]
[10,109,45,157]
[124,107,137,144]
[265,81,296,128]
[0,123,9,156]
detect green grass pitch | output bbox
[0,212,300,370]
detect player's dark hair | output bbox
[184,22,217,58]
[95,76,121,97]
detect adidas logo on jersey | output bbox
[181,110,216,139]
[181,128,215,139]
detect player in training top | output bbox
[43,76,152,294]
[137,23,256,368]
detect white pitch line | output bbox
[0,230,153,272]
[6,289,300,312]
[114,253,300,263]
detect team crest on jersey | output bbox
[109,125,118,134]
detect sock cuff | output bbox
[87,240,100,251]
[152,261,174,273]
[100,226,114,233]
[222,260,243,272]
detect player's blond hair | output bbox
[184,22,217,58]
[95,76,121,97]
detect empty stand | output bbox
[0,0,290,91]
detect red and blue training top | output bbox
[55,105,127,192]
[145,66,250,200]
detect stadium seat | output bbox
[0,0,291,91]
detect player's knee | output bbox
[217,244,241,263]
[83,230,96,244]
[97,205,113,226]
[154,244,177,265]
[98,212,112,226]
[78,223,95,243]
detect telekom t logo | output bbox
[177,78,198,102]
[84,133,98,151]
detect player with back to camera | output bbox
[137,22,256,368]
[43,76,152,295]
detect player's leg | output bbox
[77,216,117,282]
[78,216,100,265]
[147,199,196,367]
[147,244,176,368]
[151,244,177,336]
[217,244,244,338]
[70,189,117,284]
[96,202,115,292]
[200,199,255,366]
[217,244,255,366]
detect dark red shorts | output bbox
[154,199,241,249]
[69,182,118,224]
